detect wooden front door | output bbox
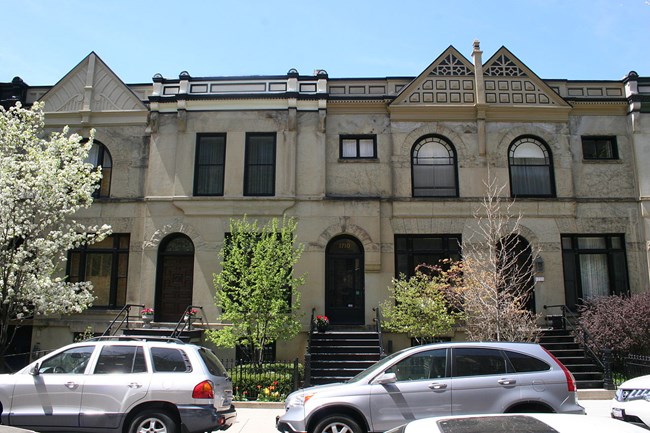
[326,236,365,325]
[156,234,194,322]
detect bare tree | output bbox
[457,175,541,342]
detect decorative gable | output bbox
[482,47,567,106]
[40,52,147,120]
[392,46,476,106]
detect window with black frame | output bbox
[85,140,112,198]
[244,133,276,196]
[561,234,629,309]
[581,136,618,160]
[508,136,555,197]
[67,234,129,308]
[411,135,458,197]
[395,235,462,277]
[194,133,226,195]
[339,135,377,159]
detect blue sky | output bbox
[1,0,649,85]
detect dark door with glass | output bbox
[326,236,364,325]
[156,234,194,322]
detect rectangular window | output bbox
[151,347,191,372]
[394,234,462,277]
[94,346,146,374]
[194,133,226,196]
[244,133,276,196]
[340,135,377,159]
[581,136,618,160]
[68,234,130,308]
[561,234,629,310]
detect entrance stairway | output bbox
[309,327,383,385]
[539,328,604,389]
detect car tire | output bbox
[129,409,178,433]
[313,414,363,433]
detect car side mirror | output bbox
[29,363,40,376]
[373,372,397,385]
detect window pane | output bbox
[151,348,191,372]
[245,134,275,196]
[579,254,610,298]
[86,253,112,306]
[359,139,375,157]
[453,348,506,377]
[388,349,446,381]
[40,346,94,374]
[342,139,357,158]
[195,135,225,196]
[505,351,550,373]
[577,237,606,249]
[95,346,139,374]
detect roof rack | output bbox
[88,336,185,344]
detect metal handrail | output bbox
[102,304,145,336]
[304,307,316,387]
[543,304,613,388]
[373,306,386,358]
[170,305,206,338]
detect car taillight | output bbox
[543,347,577,392]
[192,380,215,399]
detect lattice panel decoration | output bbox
[484,78,555,105]
[406,78,475,104]
[430,53,474,76]
[485,55,526,77]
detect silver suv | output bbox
[0,336,236,433]
[277,342,584,433]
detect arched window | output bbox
[508,136,554,197]
[411,135,458,197]
[85,141,112,198]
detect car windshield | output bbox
[437,416,559,433]
[346,346,413,383]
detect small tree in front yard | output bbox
[456,176,540,342]
[208,216,304,364]
[381,263,463,345]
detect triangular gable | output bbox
[40,52,147,114]
[481,46,569,106]
[391,46,476,106]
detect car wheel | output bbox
[313,414,363,433]
[129,409,178,433]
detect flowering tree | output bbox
[209,216,304,364]
[0,102,111,368]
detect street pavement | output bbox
[226,398,615,433]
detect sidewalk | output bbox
[226,397,615,433]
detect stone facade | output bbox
[3,42,650,361]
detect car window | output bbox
[387,349,447,381]
[452,348,507,377]
[198,347,227,376]
[504,350,550,373]
[94,345,147,374]
[39,346,94,374]
[151,347,192,372]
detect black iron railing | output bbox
[373,306,386,358]
[102,303,145,336]
[303,307,316,387]
[222,358,302,401]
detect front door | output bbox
[326,236,364,325]
[156,234,194,322]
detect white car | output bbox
[385,413,648,433]
[612,374,650,428]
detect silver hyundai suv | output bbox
[277,341,584,433]
[0,336,236,433]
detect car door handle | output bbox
[128,382,143,388]
[428,383,448,390]
[65,382,79,390]
[498,378,517,386]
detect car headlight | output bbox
[285,391,315,408]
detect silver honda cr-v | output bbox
[277,341,584,433]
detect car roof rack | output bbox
[87,336,186,344]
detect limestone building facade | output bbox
[3,41,650,360]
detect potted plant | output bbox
[314,315,329,332]
[184,308,198,321]
[141,308,154,327]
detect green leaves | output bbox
[209,216,304,363]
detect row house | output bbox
[3,41,650,360]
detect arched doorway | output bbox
[497,234,536,312]
[325,235,365,325]
[155,234,194,322]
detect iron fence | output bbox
[221,358,303,401]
